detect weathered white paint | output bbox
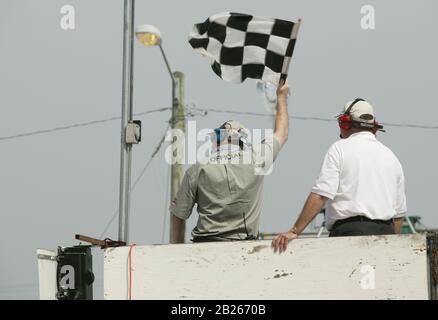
[104,234,429,300]
[37,249,57,300]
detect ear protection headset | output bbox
[214,121,250,149]
[214,127,226,145]
[338,98,385,133]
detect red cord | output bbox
[128,244,136,300]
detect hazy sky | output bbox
[1,0,437,299]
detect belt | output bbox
[192,234,256,243]
[332,215,393,229]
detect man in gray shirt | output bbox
[170,81,290,243]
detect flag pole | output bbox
[281,18,302,84]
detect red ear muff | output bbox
[338,115,351,130]
[338,98,365,131]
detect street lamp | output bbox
[135,25,186,243]
[135,25,175,83]
[135,25,161,46]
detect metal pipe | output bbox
[159,44,176,84]
[118,0,135,243]
[406,216,417,234]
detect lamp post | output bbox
[135,25,186,243]
[135,25,176,84]
[118,0,135,243]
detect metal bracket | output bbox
[37,254,57,261]
[125,120,142,144]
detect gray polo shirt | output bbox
[170,136,281,241]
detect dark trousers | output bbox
[329,216,395,237]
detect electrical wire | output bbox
[128,244,136,300]
[0,107,171,142]
[2,104,437,145]
[188,106,438,130]
[2,104,437,144]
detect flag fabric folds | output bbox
[188,12,300,85]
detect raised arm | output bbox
[273,80,290,146]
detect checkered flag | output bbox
[189,12,301,85]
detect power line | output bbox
[0,107,171,142]
[2,105,437,144]
[98,122,170,239]
[189,106,438,130]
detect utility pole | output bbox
[118,0,135,243]
[169,71,185,242]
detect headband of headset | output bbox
[344,98,365,116]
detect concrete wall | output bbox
[104,234,429,299]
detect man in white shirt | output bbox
[272,98,407,253]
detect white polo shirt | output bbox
[311,132,407,230]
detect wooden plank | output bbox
[104,234,429,300]
[75,234,107,247]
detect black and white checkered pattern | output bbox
[189,12,300,84]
